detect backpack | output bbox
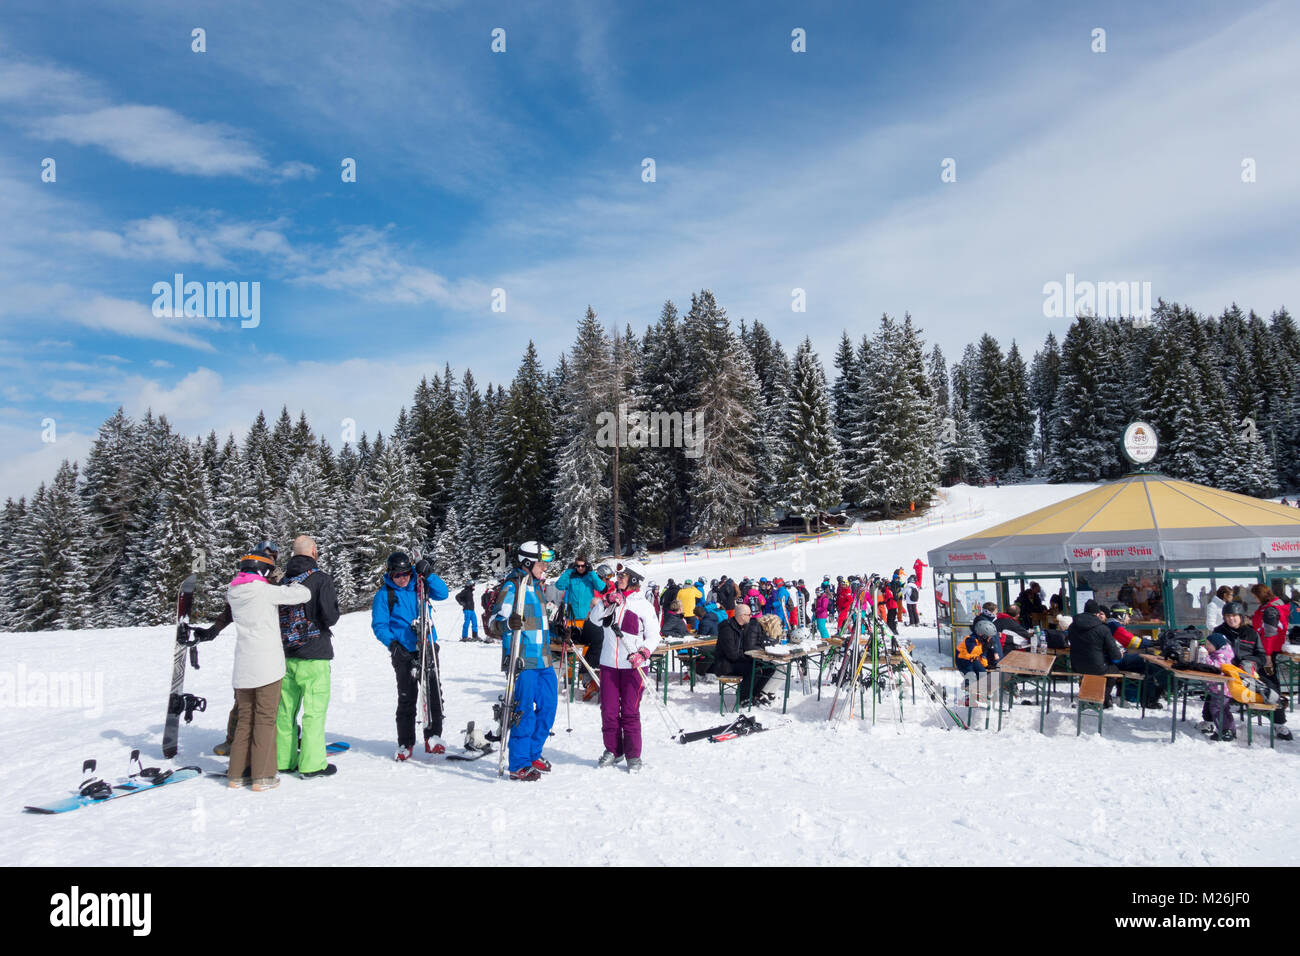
[279,569,321,651]
[485,573,523,640]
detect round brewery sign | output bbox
[1122,421,1158,465]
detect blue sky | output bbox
[1,0,1297,500]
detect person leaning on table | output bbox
[1067,600,1124,708]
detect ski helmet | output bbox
[618,559,648,587]
[596,563,614,579]
[238,548,276,575]
[517,540,554,569]
[1261,605,1282,627]
[387,551,412,576]
[1222,601,1246,618]
[255,539,279,557]
[972,618,998,640]
[1109,604,1134,619]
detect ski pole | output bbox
[562,615,572,733]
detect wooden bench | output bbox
[1245,701,1278,748]
[717,676,743,715]
[1077,674,1107,736]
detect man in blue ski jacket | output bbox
[371,551,450,760]
[555,554,605,691]
[495,540,558,781]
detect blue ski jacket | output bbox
[555,567,603,621]
[496,570,553,670]
[771,586,793,626]
[371,571,450,652]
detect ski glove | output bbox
[508,613,524,632]
[193,625,218,642]
[628,647,650,668]
[414,558,433,577]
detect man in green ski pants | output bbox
[276,536,342,778]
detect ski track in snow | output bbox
[4,483,1298,866]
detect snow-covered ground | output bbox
[5,483,1298,866]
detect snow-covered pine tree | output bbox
[356,440,428,586]
[549,307,612,562]
[130,440,218,623]
[939,401,990,486]
[273,459,331,547]
[928,344,949,410]
[11,463,93,630]
[778,338,843,532]
[431,506,470,583]
[746,321,792,526]
[1047,316,1124,483]
[491,341,554,549]
[1029,333,1061,469]
[79,407,139,625]
[685,290,758,544]
[269,407,295,487]
[0,497,26,630]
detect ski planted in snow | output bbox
[162,574,205,759]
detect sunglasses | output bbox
[392,571,412,579]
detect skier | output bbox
[275,535,342,778]
[494,541,559,781]
[480,581,499,640]
[456,580,479,640]
[913,557,926,587]
[676,578,702,631]
[588,559,661,771]
[716,575,738,618]
[902,575,921,626]
[555,555,605,697]
[814,584,832,640]
[769,578,793,630]
[191,539,282,757]
[223,547,311,790]
[371,551,450,759]
[834,578,852,634]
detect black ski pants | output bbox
[391,642,442,747]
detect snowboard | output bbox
[162,574,204,759]
[25,758,203,814]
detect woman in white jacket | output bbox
[224,549,310,791]
[587,560,660,772]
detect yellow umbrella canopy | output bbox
[929,475,1300,572]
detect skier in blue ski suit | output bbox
[770,581,793,629]
[495,542,559,779]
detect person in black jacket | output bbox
[710,603,775,705]
[716,575,738,617]
[273,535,341,776]
[1068,600,1123,707]
[455,580,479,640]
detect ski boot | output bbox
[300,763,337,779]
[626,757,643,774]
[425,737,446,755]
[531,757,552,773]
[394,745,413,762]
[596,750,619,769]
[509,766,542,782]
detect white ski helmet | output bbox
[517,540,554,569]
[617,559,648,587]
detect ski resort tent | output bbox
[928,474,1300,631]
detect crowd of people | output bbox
[953,580,1297,743]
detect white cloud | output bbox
[38,105,268,177]
[0,422,93,502]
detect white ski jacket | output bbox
[589,588,662,670]
[226,572,311,689]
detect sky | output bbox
[1,0,1297,501]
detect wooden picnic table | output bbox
[995,650,1059,732]
[745,642,835,713]
[1141,655,1231,743]
[652,638,717,701]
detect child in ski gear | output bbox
[275,535,341,777]
[371,551,450,757]
[225,548,311,790]
[1221,602,1291,739]
[957,619,992,676]
[456,580,478,640]
[495,541,558,780]
[588,560,662,770]
[1202,630,1236,740]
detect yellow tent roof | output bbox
[929,474,1300,572]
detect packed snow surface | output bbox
[5,483,1297,866]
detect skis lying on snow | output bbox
[679,713,769,744]
[162,574,205,759]
[25,752,202,814]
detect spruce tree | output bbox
[490,342,554,548]
[778,338,843,531]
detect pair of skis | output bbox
[411,548,445,752]
[679,713,766,744]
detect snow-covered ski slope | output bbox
[4,483,1298,866]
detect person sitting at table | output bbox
[1068,600,1124,707]
[1101,605,1164,708]
[1199,630,1237,741]
[660,599,690,639]
[973,603,1003,667]
[958,620,992,677]
[1015,583,1046,628]
[995,604,1032,652]
[711,603,776,706]
[695,600,724,637]
[1222,603,1291,741]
